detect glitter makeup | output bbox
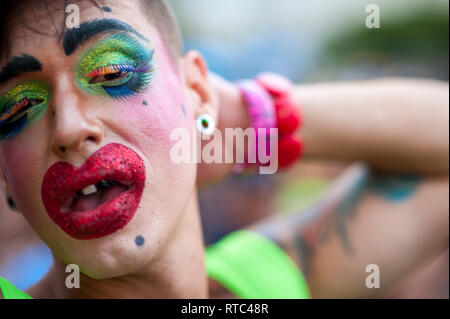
[42,143,146,240]
[76,33,155,100]
[0,81,50,140]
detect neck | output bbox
[30,191,208,299]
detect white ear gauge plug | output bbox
[195,114,216,136]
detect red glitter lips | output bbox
[42,143,146,240]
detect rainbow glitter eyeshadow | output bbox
[0,81,50,140]
[76,33,155,99]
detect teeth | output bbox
[81,184,98,196]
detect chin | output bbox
[57,227,159,280]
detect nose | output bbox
[50,81,104,159]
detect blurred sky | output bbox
[170,0,449,81]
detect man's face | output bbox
[0,0,199,278]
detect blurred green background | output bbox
[172,0,448,82]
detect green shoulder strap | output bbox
[205,230,311,299]
[0,277,32,299]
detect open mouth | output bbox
[42,143,146,240]
[62,180,134,213]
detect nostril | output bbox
[60,146,66,153]
[86,136,97,143]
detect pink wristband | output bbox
[235,80,277,173]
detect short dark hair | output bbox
[0,0,183,62]
[140,0,183,58]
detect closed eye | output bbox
[0,98,43,123]
[89,70,131,84]
[87,64,136,85]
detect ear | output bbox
[180,51,219,123]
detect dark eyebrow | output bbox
[63,18,149,56]
[0,54,42,86]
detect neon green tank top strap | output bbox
[205,230,311,299]
[0,277,32,299]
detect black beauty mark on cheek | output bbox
[143,100,148,106]
[101,6,112,13]
[135,235,145,247]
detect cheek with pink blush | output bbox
[109,38,194,156]
[111,87,190,149]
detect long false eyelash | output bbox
[86,64,132,78]
[101,62,154,100]
[86,63,152,78]
[0,81,50,141]
[0,97,45,140]
[0,98,29,122]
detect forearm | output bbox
[296,78,449,175]
[201,76,448,186]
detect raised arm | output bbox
[297,78,449,175]
[197,76,449,187]
[204,75,449,298]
